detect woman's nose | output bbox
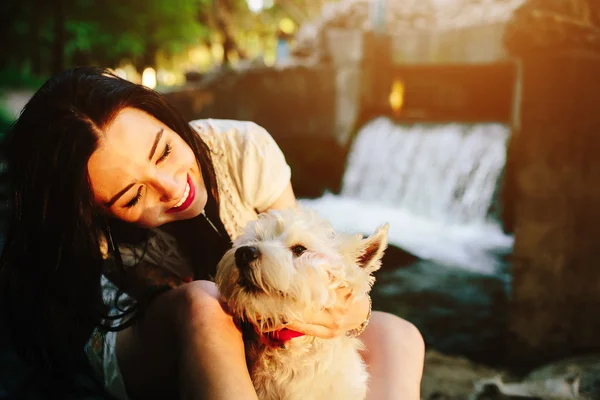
[153,171,180,202]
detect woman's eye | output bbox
[125,187,142,208]
[157,143,172,164]
[290,245,307,256]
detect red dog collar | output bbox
[256,326,305,347]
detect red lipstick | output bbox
[166,174,195,214]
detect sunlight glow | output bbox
[113,68,127,80]
[157,69,177,86]
[279,18,296,34]
[248,0,273,13]
[142,67,157,89]
[389,79,405,113]
[247,0,264,13]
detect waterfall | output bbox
[301,116,514,275]
[341,117,509,225]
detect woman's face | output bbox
[88,107,208,228]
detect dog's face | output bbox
[215,207,388,333]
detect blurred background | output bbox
[3,0,600,398]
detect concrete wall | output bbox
[162,66,346,198]
[506,53,600,369]
[163,66,337,139]
[391,23,510,65]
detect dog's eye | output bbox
[290,245,307,256]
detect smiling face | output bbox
[88,107,208,227]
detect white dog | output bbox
[215,207,389,400]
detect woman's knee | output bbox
[170,280,241,340]
[367,311,425,358]
[167,280,226,324]
[124,280,232,349]
[116,281,238,397]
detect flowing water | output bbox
[301,116,515,365]
[303,116,513,274]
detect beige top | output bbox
[112,119,292,290]
[191,118,292,239]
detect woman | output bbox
[0,67,424,399]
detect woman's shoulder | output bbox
[189,118,290,212]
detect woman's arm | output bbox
[262,182,296,210]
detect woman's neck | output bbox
[160,193,231,280]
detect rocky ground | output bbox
[421,350,600,399]
[421,350,510,400]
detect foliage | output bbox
[0,0,330,81]
[70,0,210,63]
[2,0,211,76]
[0,105,15,140]
[0,65,47,90]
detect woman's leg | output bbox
[359,311,425,400]
[116,280,258,400]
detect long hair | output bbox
[0,66,218,385]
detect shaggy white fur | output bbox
[215,207,389,400]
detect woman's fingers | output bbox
[296,309,344,329]
[258,288,367,339]
[285,321,343,339]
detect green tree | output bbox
[1,0,211,81]
[66,0,210,73]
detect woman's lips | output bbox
[166,174,195,214]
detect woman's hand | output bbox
[286,287,371,339]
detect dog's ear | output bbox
[356,224,389,271]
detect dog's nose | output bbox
[235,246,261,268]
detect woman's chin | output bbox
[155,186,208,226]
[170,200,206,222]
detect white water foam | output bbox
[301,117,514,275]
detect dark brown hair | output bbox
[0,66,218,392]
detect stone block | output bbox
[508,52,600,369]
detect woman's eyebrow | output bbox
[148,128,164,161]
